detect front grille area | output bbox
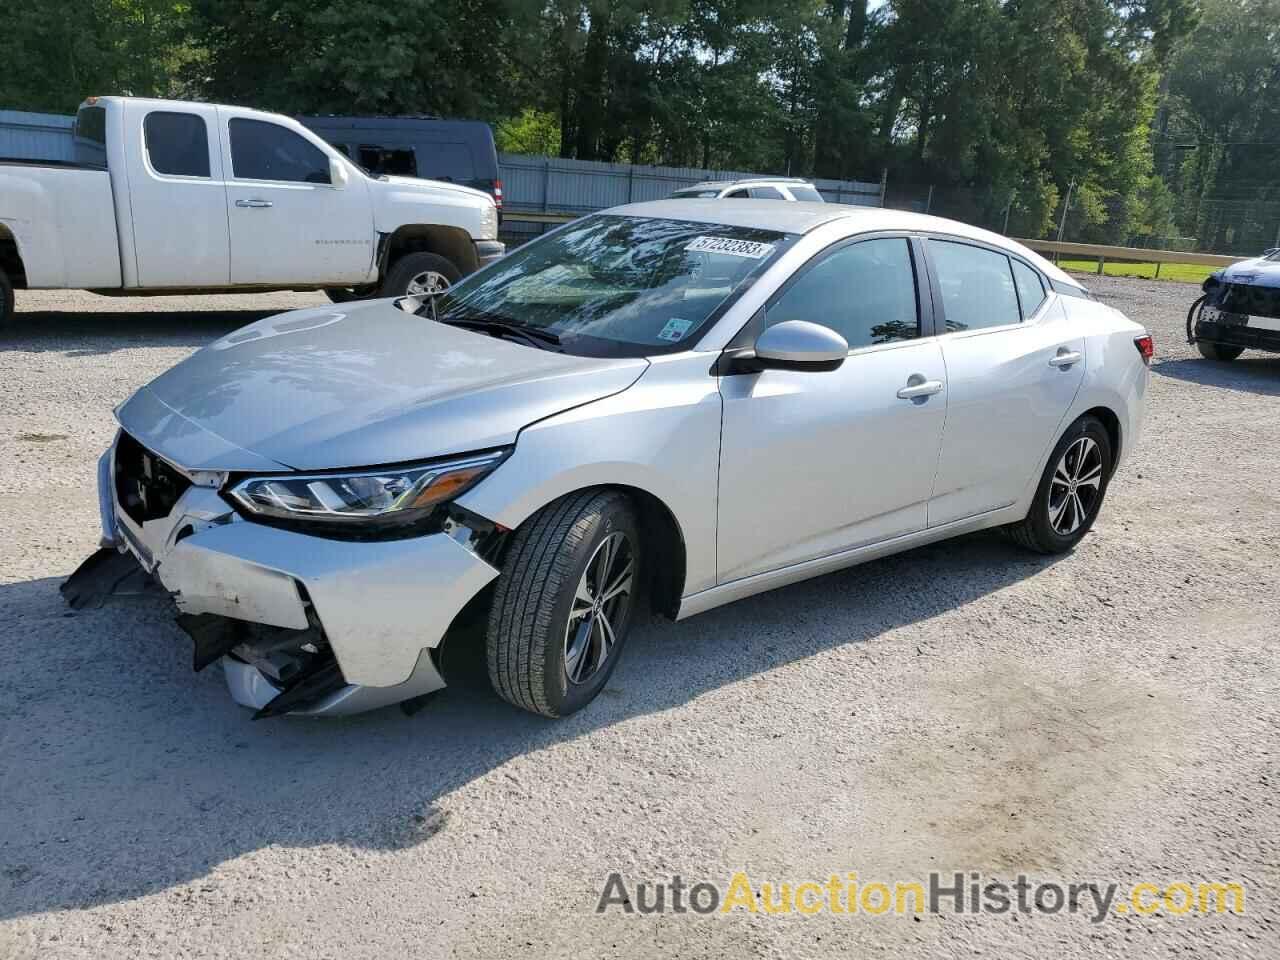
[114,431,192,525]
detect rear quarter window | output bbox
[73,106,108,168]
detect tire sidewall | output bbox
[541,500,641,716]
[381,252,461,298]
[1029,417,1113,551]
[0,271,13,329]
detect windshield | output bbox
[432,214,795,357]
[671,189,721,198]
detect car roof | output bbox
[605,199,1076,286]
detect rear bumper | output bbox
[474,239,505,269]
[80,435,500,716]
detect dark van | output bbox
[299,116,502,212]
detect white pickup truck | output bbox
[0,97,504,327]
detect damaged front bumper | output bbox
[64,436,501,717]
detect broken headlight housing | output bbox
[226,449,509,538]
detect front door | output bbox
[717,236,948,583]
[218,109,374,286]
[925,239,1087,526]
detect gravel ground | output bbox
[1,280,1277,959]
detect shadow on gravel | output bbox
[1152,354,1280,396]
[3,310,278,354]
[0,531,1061,920]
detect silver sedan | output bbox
[65,200,1151,718]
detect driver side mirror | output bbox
[329,157,350,190]
[747,320,848,372]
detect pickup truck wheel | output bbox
[1197,341,1244,362]
[381,252,460,299]
[0,271,13,329]
[486,491,641,718]
[323,285,377,304]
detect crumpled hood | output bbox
[116,300,647,472]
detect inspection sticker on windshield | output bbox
[685,236,775,259]
[657,318,694,342]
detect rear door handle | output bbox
[1049,349,1082,367]
[896,376,944,400]
[235,198,273,208]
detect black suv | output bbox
[300,115,502,213]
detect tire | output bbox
[486,490,642,718]
[379,252,460,299]
[1197,341,1244,362]
[323,285,377,304]
[0,270,13,330]
[1006,415,1113,555]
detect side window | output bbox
[750,185,785,199]
[418,142,474,182]
[724,189,750,198]
[788,185,824,202]
[930,241,1020,332]
[144,112,210,178]
[229,118,330,184]
[1012,259,1047,319]
[73,106,108,168]
[767,238,920,349]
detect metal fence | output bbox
[0,110,75,162]
[497,152,881,244]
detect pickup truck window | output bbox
[229,118,330,185]
[73,106,108,169]
[144,112,210,178]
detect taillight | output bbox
[1134,335,1153,364]
[493,179,503,209]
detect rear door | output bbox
[122,101,229,286]
[926,239,1085,526]
[218,108,374,285]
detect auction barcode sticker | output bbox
[686,236,775,259]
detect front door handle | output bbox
[1049,348,1082,367]
[235,198,273,209]
[896,376,944,400]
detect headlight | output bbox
[227,449,508,534]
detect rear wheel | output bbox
[0,271,13,329]
[323,285,377,304]
[1197,341,1244,362]
[380,252,460,299]
[486,491,641,718]
[1006,415,1113,554]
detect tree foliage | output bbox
[1,0,1228,241]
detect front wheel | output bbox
[323,285,377,305]
[380,252,460,299]
[1006,416,1113,554]
[486,491,641,718]
[1197,341,1244,362]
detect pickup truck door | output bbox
[121,100,230,287]
[217,108,374,286]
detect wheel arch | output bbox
[1080,405,1121,475]
[0,223,28,289]
[382,224,477,279]
[491,483,688,621]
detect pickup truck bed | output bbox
[0,158,121,288]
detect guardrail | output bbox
[1015,239,1243,276]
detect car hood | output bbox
[116,299,647,472]
[380,174,493,202]
[1213,257,1280,289]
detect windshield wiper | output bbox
[440,315,562,349]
